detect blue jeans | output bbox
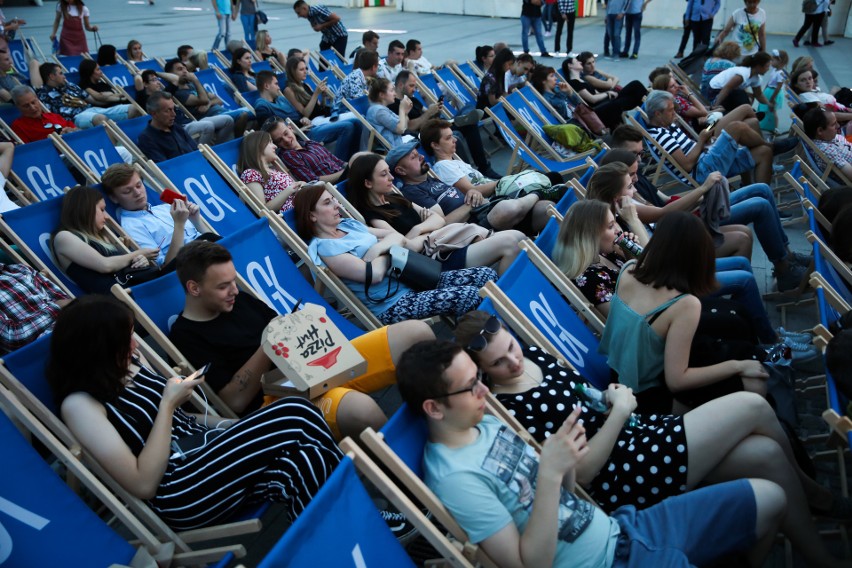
[623,12,643,55]
[521,15,547,54]
[542,3,556,32]
[308,118,362,160]
[713,257,776,343]
[240,14,257,48]
[605,14,624,58]
[724,183,789,263]
[212,13,231,50]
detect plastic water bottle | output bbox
[575,384,639,428]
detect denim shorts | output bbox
[74,104,130,129]
[695,130,755,183]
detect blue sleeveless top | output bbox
[598,260,686,392]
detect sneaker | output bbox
[777,327,813,344]
[772,163,787,174]
[545,30,552,38]
[777,207,794,220]
[804,40,813,46]
[674,52,684,58]
[813,42,824,47]
[630,53,639,60]
[772,137,799,155]
[541,52,552,58]
[380,508,419,543]
[774,263,807,292]
[788,251,812,267]
[603,51,611,58]
[618,52,628,58]
[825,40,835,45]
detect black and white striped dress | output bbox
[104,364,342,530]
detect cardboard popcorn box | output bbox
[261,303,367,399]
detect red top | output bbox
[11,112,76,143]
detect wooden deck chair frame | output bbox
[463,60,485,79]
[449,62,481,91]
[794,156,831,197]
[338,96,394,152]
[520,240,606,334]
[0,340,251,564]
[0,381,182,564]
[518,84,567,125]
[433,66,478,108]
[806,230,852,289]
[316,47,348,78]
[502,94,568,161]
[0,164,36,207]
[809,272,852,316]
[484,105,592,176]
[0,115,24,144]
[625,112,700,188]
[784,171,828,229]
[104,117,150,164]
[338,439,477,567]
[411,73,455,120]
[791,120,852,187]
[211,66,257,111]
[211,49,233,69]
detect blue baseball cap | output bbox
[385,139,421,171]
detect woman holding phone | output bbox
[48,295,343,531]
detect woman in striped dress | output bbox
[47,295,341,530]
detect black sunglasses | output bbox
[466,315,501,353]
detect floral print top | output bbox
[572,252,625,307]
[240,168,297,212]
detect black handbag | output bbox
[256,10,269,24]
[362,246,442,303]
[114,264,161,287]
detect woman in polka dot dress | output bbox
[452,310,852,557]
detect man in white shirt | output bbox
[377,40,404,82]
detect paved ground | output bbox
[9,2,852,566]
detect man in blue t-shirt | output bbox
[396,340,784,568]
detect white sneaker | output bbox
[545,31,552,37]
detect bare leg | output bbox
[531,199,555,232]
[713,103,759,135]
[751,145,773,185]
[465,230,525,275]
[487,194,538,230]
[747,479,787,568]
[386,320,435,364]
[335,391,386,439]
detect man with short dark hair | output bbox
[377,39,405,82]
[134,69,216,144]
[168,239,434,429]
[396,339,785,568]
[349,30,379,63]
[137,91,199,162]
[32,62,140,128]
[161,59,236,142]
[293,0,348,56]
[254,71,361,160]
[339,50,378,101]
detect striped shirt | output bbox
[277,140,346,181]
[646,122,698,184]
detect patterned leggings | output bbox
[151,397,342,530]
[378,266,497,324]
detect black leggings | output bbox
[795,12,825,44]
[592,80,649,131]
[554,12,576,54]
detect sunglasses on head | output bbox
[466,315,501,353]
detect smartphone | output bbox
[192,362,211,378]
[438,95,444,104]
[160,188,187,205]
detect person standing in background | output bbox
[542,0,557,38]
[676,0,721,58]
[621,0,652,59]
[820,0,835,45]
[521,0,550,57]
[554,0,576,55]
[604,0,627,60]
[233,0,257,49]
[293,0,348,57]
[714,0,766,57]
[793,0,830,48]
[210,0,232,51]
[50,0,97,56]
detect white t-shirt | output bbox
[56,4,90,18]
[708,66,761,90]
[730,8,765,56]
[0,173,20,214]
[406,56,434,76]
[431,159,492,187]
[504,70,527,92]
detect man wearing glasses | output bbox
[396,340,785,568]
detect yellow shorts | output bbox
[313,326,396,439]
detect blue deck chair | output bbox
[518,85,566,125]
[9,139,78,201]
[57,125,128,180]
[0,398,142,567]
[7,38,38,73]
[131,58,164,72]
[534,215,561,258]
[241,90,261,108]
[319,48,347,69]
[307,69,342,100]
[219,217,363,339]
[453,62,482,91]
[54,54,86,73]
[435,67,477,115]
[504,91,565,158]
[478,250,611,387]
[577,147,608,188]
[0,195,83,296]
[100,63,135,89]
[251,60,273,73]
[154,150,258,237]
[486,103,592,176]
[195,69,251,116]
[257,457,414,568]
[0,102,21,126]
[111,114,150,146]
[205,51,228,70]
[211,136,243,176]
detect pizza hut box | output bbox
[261,303,367,399]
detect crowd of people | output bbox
[3,2,852,567]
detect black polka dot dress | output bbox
[495,345,689,512]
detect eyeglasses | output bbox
[433,370,485,398]
[465,315,501,353]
